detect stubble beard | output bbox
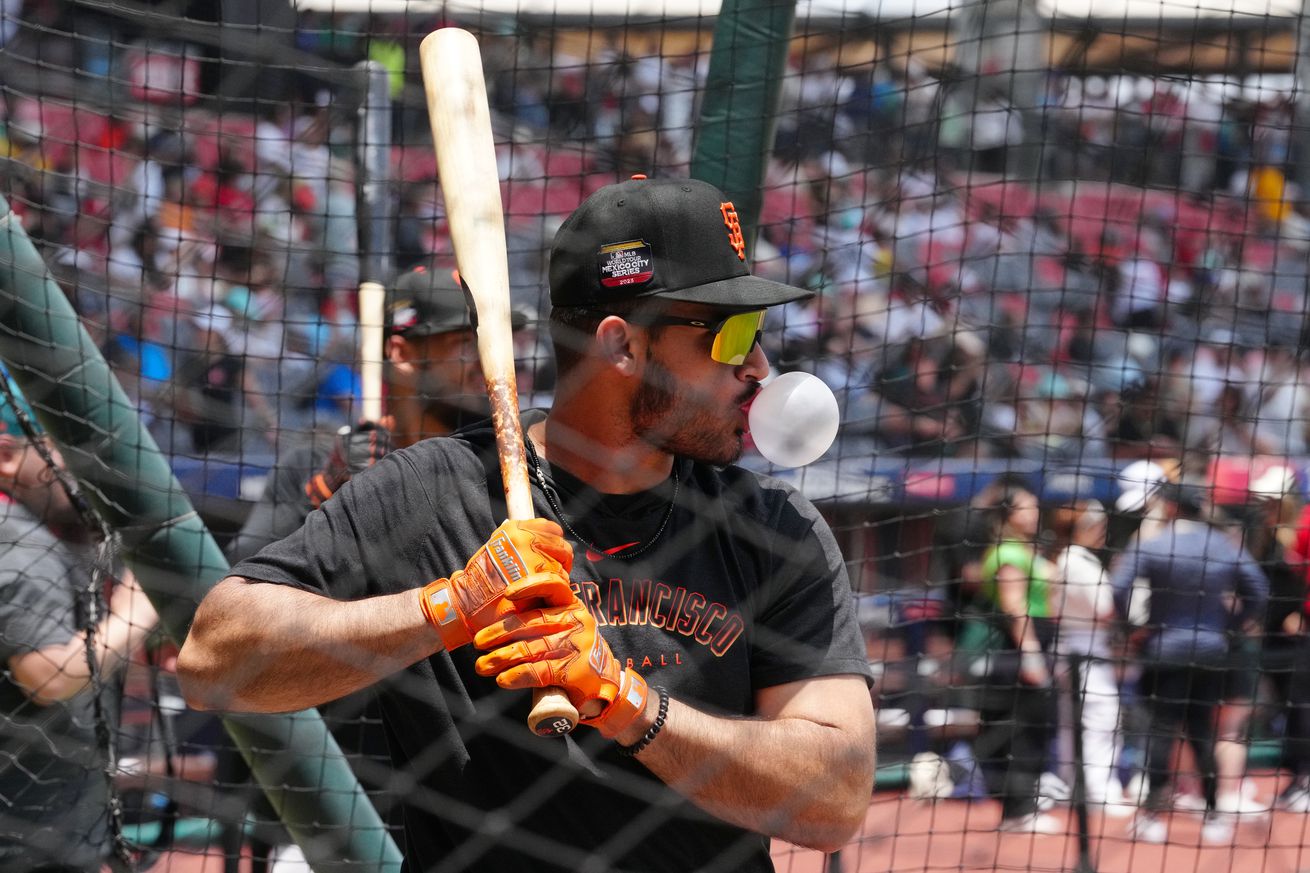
[630,354,749,467]
[415,365,491,431]
[24,484,82,530]
[422,394,491,431]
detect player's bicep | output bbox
[180,576,340,708]
[188,576,288,644]
[756,674,876,748]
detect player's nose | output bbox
[738,337,769,382]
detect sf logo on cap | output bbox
[720,202,746,261]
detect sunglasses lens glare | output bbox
[711,311,765,365]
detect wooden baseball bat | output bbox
[358,280,385,423]
[357,59,393,425]
[419,27,578,737]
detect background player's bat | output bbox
[357,60,393,425]
[418,27,579,737]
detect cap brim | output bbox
[397,308,528,337]
[399,320,469,337]
[1115,489,1149,514]
[654,274,813,309]
[1250,482,1290,500]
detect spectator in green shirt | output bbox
[971,484,1060,834]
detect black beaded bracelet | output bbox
[618,685,669,758]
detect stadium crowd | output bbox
[3,11,1308,481]
[882,457,1310,842]
[4,6,1310,848]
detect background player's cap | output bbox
[1250,464,1300,501]
[1114,459,1171,514]
[387,266,527,337]
[549,175,813,310]
[0,378,40,439]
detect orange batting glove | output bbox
[472,599,649,740]
[419,519,575,651]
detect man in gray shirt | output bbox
[1110,481,1267,844]
[0,387,157,871]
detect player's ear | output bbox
[387,335,416,373]
[595,315,639,375]
[0,435,24,479]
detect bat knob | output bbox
[528,688,579,737]
[532,717,575,738]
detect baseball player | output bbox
[226,264,523,562]
[179,177,876,873]
[219,264,519,868]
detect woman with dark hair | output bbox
[966,483,1060,833]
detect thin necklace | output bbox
[525,439,679,561]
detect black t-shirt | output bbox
[232,412,870,873]
[1261,542,1305,639]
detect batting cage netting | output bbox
[2,0,1310,870]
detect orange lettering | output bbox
[628,579,653,626]
[677,593,707,636]
[667,587,688,630]
[578,581,605,625]
[651,583,674,629]
[711,614,745,656]
[695,603,728,645]
[720,202,746,261]
[606,579,628,626]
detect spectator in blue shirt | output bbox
[1110,481,1268,844]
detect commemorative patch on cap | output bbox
[390,302,419,332]
[598,240,654,289]
[549,176,813,309]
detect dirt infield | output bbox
[770,773,1310,873]
[140,774,1310,872]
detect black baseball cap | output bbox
[549,176,813,310]
[387,266,526,336]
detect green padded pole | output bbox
[0,198,401,872]
[691,0,799,257]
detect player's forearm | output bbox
[93,590,156,676]
[11,578,158,705]
[178,577,441,713]
[12,636,102,705]
[629,695,875,852]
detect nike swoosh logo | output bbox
[586,542,641,562]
